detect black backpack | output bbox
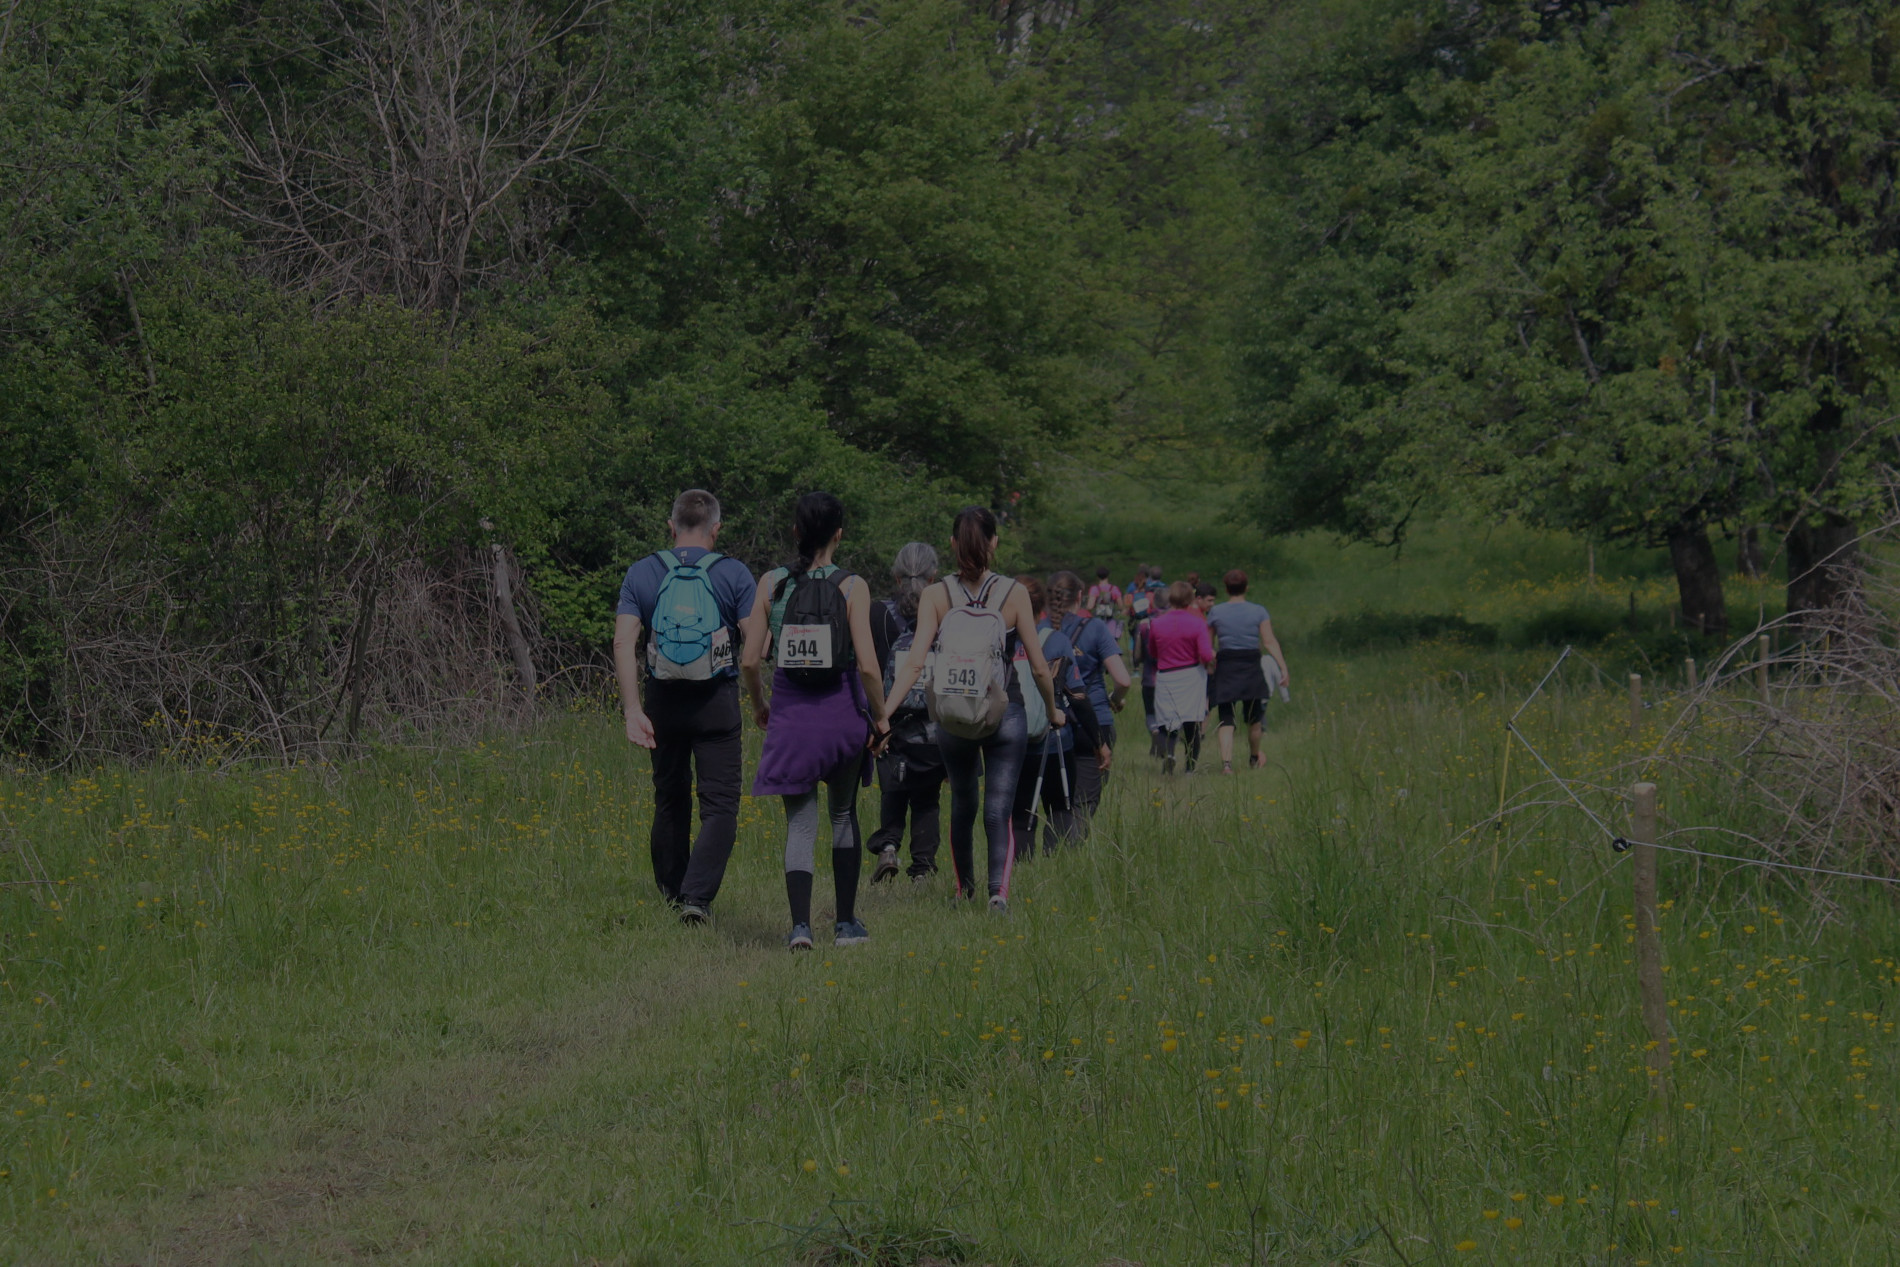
[775,569,854,689]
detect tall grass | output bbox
[6,657,1896,1261]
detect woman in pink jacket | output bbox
[1146,580,1214,773]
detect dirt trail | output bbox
[98,918,789,1267]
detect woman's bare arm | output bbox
[882,583,945,720]
[739,580,774,727]
[1260,617,1290,687]
[845,576,888,727]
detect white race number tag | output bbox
[779,623,832,670]
[937,651,985,698]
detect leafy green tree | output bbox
[1241,0,1900,629]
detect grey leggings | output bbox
[783,755,864,872]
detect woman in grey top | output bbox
[1204,568,1291,773]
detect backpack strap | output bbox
[659,549,680,570]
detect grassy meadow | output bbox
[5,518,1899,1264]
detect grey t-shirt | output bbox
[1206,600,1270,651]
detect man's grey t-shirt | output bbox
[617,547,757,680]
[1206,600,1270,651]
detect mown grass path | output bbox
[6,675,1899,1264]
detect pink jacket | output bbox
[1149,608,1213,673]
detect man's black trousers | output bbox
[646,678,743,908]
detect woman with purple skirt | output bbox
[740,492,892,951]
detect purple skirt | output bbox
[752,667,872,796]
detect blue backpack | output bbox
[647,550,732,681]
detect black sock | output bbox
[786,870,814,927]
[832,848,861,924]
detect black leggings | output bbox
[937,703,1029,897]
[1217,699,1265,727]
[1163,723,1202,771]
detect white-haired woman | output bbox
[867,542,946,883]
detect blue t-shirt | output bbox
[617,547,758,680]
[1061,612,1123,726]
[1206,600,1270,652]
[1024,622,1087,753]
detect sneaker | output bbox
[679,903,709,926]
[1162,754,1176,776]
[786,923,814,951]
[1222,762,1234,775]
[1249,753,1264,769]
[834,918,871,946]
[872,846,900,884]
[911,872,932,887]
[952,884,977,902]
[988,894,1008,915]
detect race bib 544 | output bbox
[779,624,833,669]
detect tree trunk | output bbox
[1786,514,1859,622]
[492,544,538,694]
[1736,525,1765,579]
[1666,524,1728,638]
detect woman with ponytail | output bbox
[741,492,891,950]
[884,507,1061,913]
[865,543,945,883]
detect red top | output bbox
[1149,608,1214,672]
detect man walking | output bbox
[614,490,758,924]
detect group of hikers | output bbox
[613,489,1291,951]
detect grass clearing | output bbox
[5,525,1896,1263]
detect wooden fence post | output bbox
[1756,634,1771,706]
[1685,657,1698,692]
[1628,673,1643,741]
[1631,782,1670,1099]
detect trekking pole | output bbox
[1026,728,1055,849]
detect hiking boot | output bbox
[786,923,814,952]
[871,846,901,884]
[834,918,871,946]
[988,894,1008,915]
[679,903,709,926]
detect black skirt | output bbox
[1211,647,1268,706]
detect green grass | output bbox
[3,507,1893,1263]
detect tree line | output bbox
[3,0,1891,759]
[1240,0,1899,634]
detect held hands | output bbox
[869,719,893,756]
[624,709,656,749]
[751,699,770,729]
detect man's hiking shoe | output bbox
[872,846,901,884]
[911,872,933,887]
[787,923,814,951]
[679,903,709,926]
[988,894,1008,915]
[834,918,871,946]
